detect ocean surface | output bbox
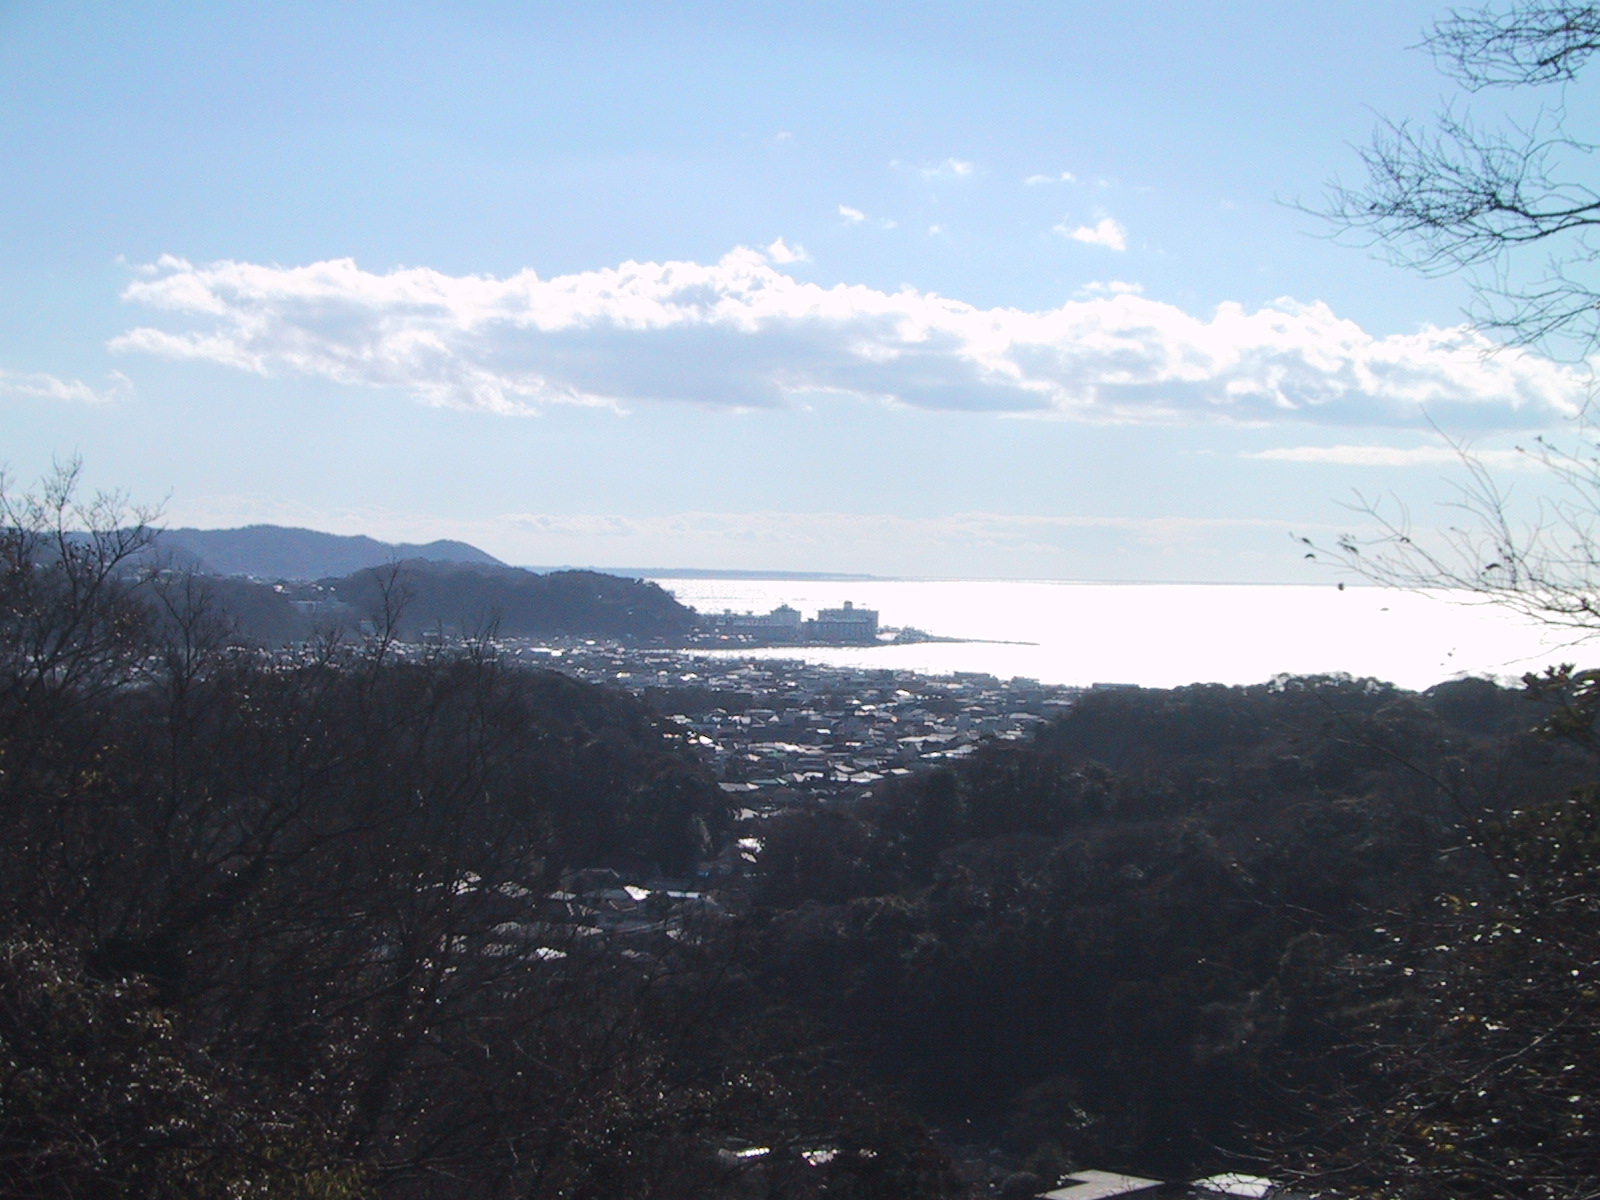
[647,577,1595,692]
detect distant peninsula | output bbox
[153,524,502,580]
[134,526,947,648]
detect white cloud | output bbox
[0,368,133,404]
[838,204,866,224]
[1245,444,1538,470]
[1025,171,1077,185]
[919,158,974,180]
[111,248,1591,429]
[1058,217,1127,251]
[1076,280,1144,298]
[764,236,808,264]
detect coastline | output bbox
[653,577,1578,692]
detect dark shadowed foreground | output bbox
[0,480,959,1200]
[749,672,1600,1196]
[5,473,1600,1198]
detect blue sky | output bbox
[1,0,1586,579]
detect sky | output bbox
[1,0,1591,581]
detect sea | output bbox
[646,577,1594,693]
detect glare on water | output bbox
[651,578,1591,692]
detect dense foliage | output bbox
[0,475,958,1200]
[122,561,700,648]
[326,562,698,642]
[9,470,1600,1197]
[747,676,1598,1187]
[1285,667,1600,1199]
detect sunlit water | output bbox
[649,578,1595,692]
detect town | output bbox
[702,599,883,644]
[509,638,1080,816]
[310,622,1093,956]
[446,639,1292,1199]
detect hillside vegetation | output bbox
[1,492,957,1200]
[8,480,1600,1198]
[133,559,699,646]
[326,561,698,641]
[746,676,1600,1195]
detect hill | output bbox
[748,676,1590,1179]
[153,524,502,579]
[324,561,698,641]
[158,560,701,646]
[3,512,956,1199]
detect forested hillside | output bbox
[8,478,1600,1199]
[129,559,701,646]
[745,676,1600,1194]
[325,561,698,641]
[0,488,958,1199]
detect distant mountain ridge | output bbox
[154,524,502,580]
[130,526,697,645]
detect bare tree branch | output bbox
[1314,2,1600,357]
[1429,2,1600,88]
[1305,425,1600,638]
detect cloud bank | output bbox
[1246,444,1537,469]
[0,368,132,405]
[112,248,1588,428]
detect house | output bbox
[1040,1170,1164,1200]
